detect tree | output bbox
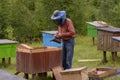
[99,0,120,26]
[0,0,12,38]
[12,0,44,42]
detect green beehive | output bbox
[86,21,108,45]
[86,21,107,37]
[87,22,97,37]
[0,39,18,58]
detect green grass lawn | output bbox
[1,35,120,80]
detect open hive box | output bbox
[16,44,62,74]
[60,66,88,80]
[52,66,88,80]
[88,68,117,78]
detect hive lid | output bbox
[86,21,109,27]
[0,69,26,80]
[112,37,120,42]
[0,39,18,44]
[17,44,61,53]
[97,26,120,32]
[60,66,87,74]
[41,31,58,34]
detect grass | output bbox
[1,35,120,80]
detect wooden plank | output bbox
[52,66,63,80]
[78,59,101,62]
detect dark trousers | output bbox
[62,38,75,70]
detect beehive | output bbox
[16,44,62,74]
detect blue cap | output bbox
[51,10,66,25]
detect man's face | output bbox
[53,18,62,26]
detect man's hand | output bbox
[55,33,62,38]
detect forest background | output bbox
[0,0,120,42]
